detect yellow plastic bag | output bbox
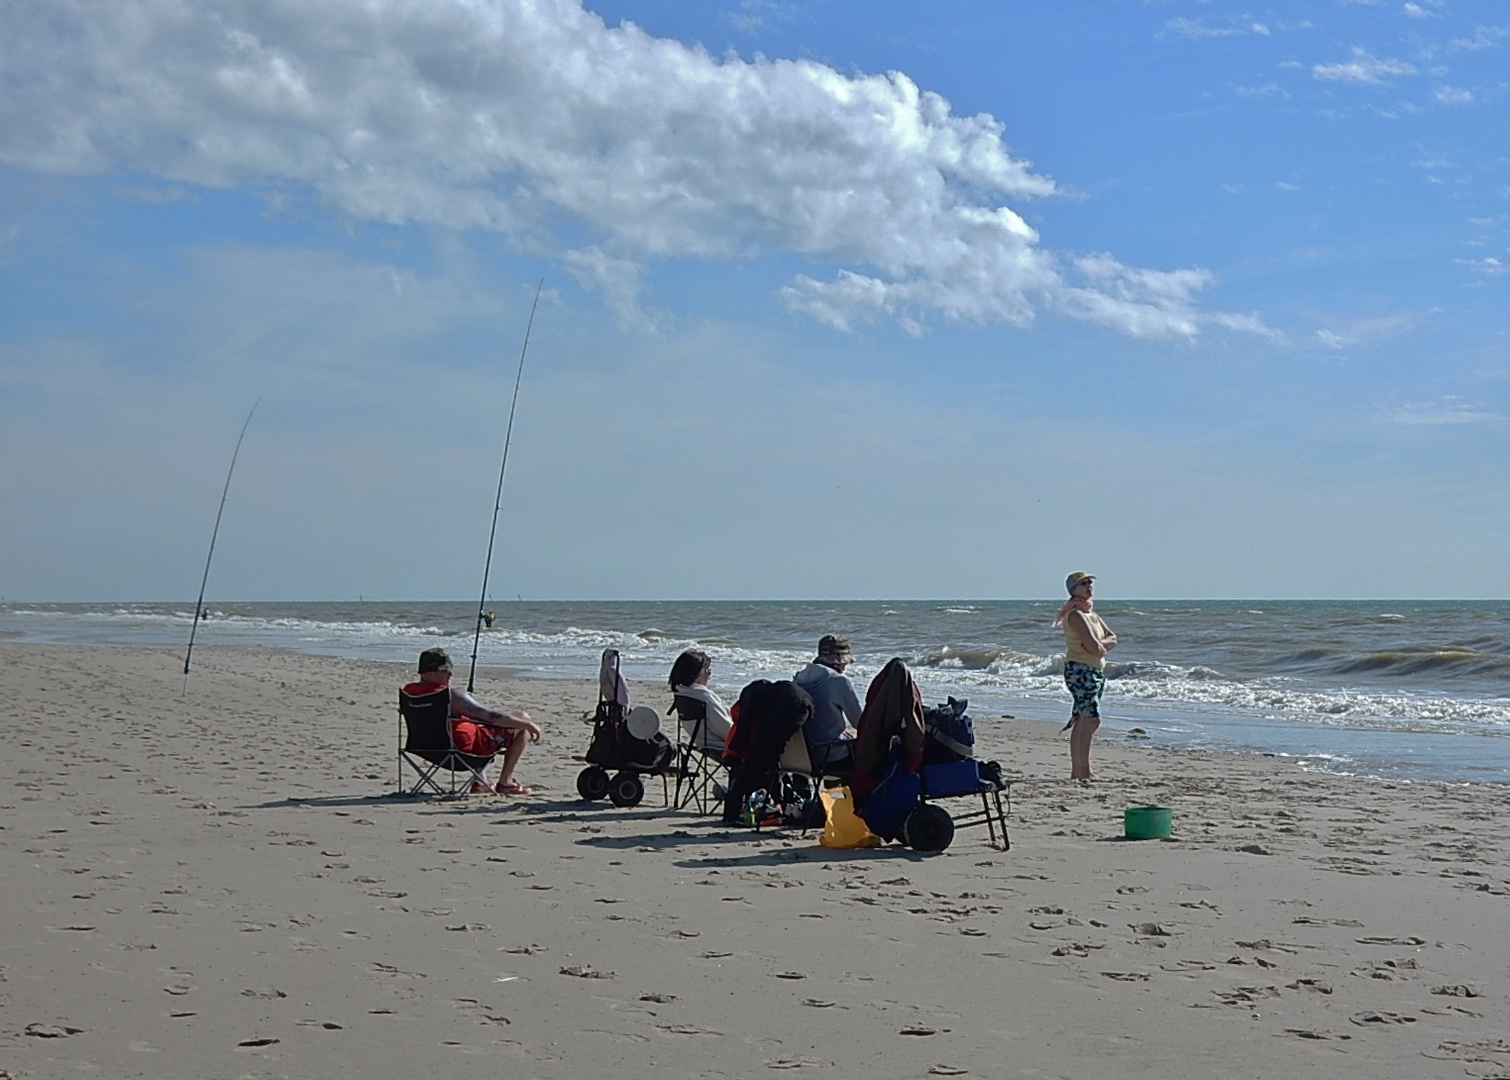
[819,785,883,849]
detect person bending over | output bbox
[669,649,734,750]
[793,634,861,771]
[404,647,542,795]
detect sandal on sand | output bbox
[470,780,494,795]
[495,781,532,795]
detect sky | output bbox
[1,0,1507,602]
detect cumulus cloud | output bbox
[0,0,1262,339]
[1313,47,1417,83]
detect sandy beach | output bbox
[2,640,1507,1079]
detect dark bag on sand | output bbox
[620,730,674,771]
[586,701,674,771]
[923,697,975,764]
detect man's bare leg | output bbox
[494,736,529,791]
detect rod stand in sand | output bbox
[468,280,543,694]
[182,400,259,690]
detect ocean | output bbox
[5,599,1509,785]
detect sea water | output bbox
[5,599,1509,785]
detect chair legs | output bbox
[673,745,724,814]
[398,751,494,798]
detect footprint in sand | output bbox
[24,1023,85,1038]
[1349,1011,1416,1026]
[1431,984,1480,997]
[1285,979,1333,994]
[657,1023,722,1036]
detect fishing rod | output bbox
[183,399,259,687]
[468,280,543,693]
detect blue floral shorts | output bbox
[1063,661,1106,719]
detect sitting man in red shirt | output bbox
[404,647,542,795]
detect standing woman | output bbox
[1053,572,1117,780]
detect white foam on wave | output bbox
[10,603,1510,742]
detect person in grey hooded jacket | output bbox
[793,634,862,770]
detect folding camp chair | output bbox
[397,686,494,798]
[778,730,851,809]
[670,693,726,814]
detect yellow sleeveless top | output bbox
[1063,610,1110,671]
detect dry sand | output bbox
[2,641,1507,1079]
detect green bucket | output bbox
[1124,805,1172,840]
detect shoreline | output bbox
[7,600,1510,789]
[5,641,1510,1077]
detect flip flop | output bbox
[495,781,533,795]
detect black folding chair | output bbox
[397,687,493,797]
[670,694,726,814]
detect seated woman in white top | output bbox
[669,649,734,751]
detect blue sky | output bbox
[1,0,1506,601]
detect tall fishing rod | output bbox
[468,280,543,693]
[183,400,259,687]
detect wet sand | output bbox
[3,641,1507,1079]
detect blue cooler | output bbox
[920,759,981,798]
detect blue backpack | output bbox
[923,697,974,763]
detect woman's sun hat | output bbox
[1065,572,1096,593]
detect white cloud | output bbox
[1312,311,1416,350]
[727,1,790,35]
[1380,399,1502,426]
[1449,25,1510,52]
[1402,3,1436,18]
[1234,82,1287,98]
[1458,256,1508,275]
[1434,86,1474,104]
[0,0,1264,341]
[1313,48,1417,83]
[1164,16,1270,40]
